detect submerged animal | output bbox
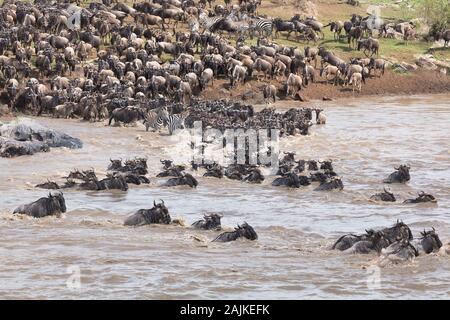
[192,213,223,230]
[164,173,198,188]
[383,164,410,183]
[213,223,258,242]
[414,228,442,254]
[13,192,67,218]
[403,191,437,204]
[370,187,396,202]
[379,239,419,264]
[124,200,171,226]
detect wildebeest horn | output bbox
[48,192,52,197]
[160,199,165,205]
[394,166,399,170]
[153,200,156,207]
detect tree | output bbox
[412,0,450,32]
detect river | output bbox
[0,94,449,299]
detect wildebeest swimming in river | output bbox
[370,187,396,202]
[379,239,419,265]
[383,164,410,183]
[333,220,413,254]
[124,200,171,226]
[164,173,198,188]
[192,213,222,230]
[344,230,390,254]
[414,228,442,254]
[213,222,258,242]
[13,192,67,218]
[314,176,344,191]
[403,191,437,204]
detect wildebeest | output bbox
[381,220,413,243]
[272,172,301,188]
[108,107,144,125]
[348,72,364,93]
[263,84,277,104]
[370,187,396,202]
[403,191,437,204]
[314,177,344,191]
[415,228,442,254]
[315,109,326,124]
[344,230,390,254]
[192,213,222,230]
[435,29,450,47]
[286,73,303,98]
[273,18,296,39]
[368,58,386,76]
[124,200,171,226]
[164,173,198,188]
[383,164,410,183]
[213,222,258,242]
[13,193,67,218]
[379,239,419,264]
[357,38,379,56]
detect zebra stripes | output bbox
[144,107,169,132]
[250,18,273,38]
[198,13,223,32]
[165,113,186,135]
[144,107,186,135]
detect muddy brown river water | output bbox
[0,94,449,299]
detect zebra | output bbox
[165,113,187,135]
[249,18,273,38]
[144,107,169,132]
[198,12,223,33]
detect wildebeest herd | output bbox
[11,151,443,258]
[0,0,399,124]
[2,0,448,264]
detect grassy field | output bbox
[254,0,440,63]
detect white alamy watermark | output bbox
[168,121,280,172]
[366,5,383,31]
[66,265,81,290]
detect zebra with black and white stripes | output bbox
[198,12,223,33]
[165,113,187,135]
[249,18,273,38]
[144,106,169,132]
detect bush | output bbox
[412,0,450,32]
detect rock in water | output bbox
[0,119,82,158]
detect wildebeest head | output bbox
[383,220,413,243]
[319,160,333,171]
[236,222,258,241]
[281,151,295,163]
[49,192,67,213]
[108,159,123,171]
[395,164,410,180]
[420,228,442,254]
[183,173,198,188]
[365,229,390,253]
[416,191,437,203]
[160,159,173,169]
[150,199,171,224]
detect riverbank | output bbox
[199,69,450,103]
